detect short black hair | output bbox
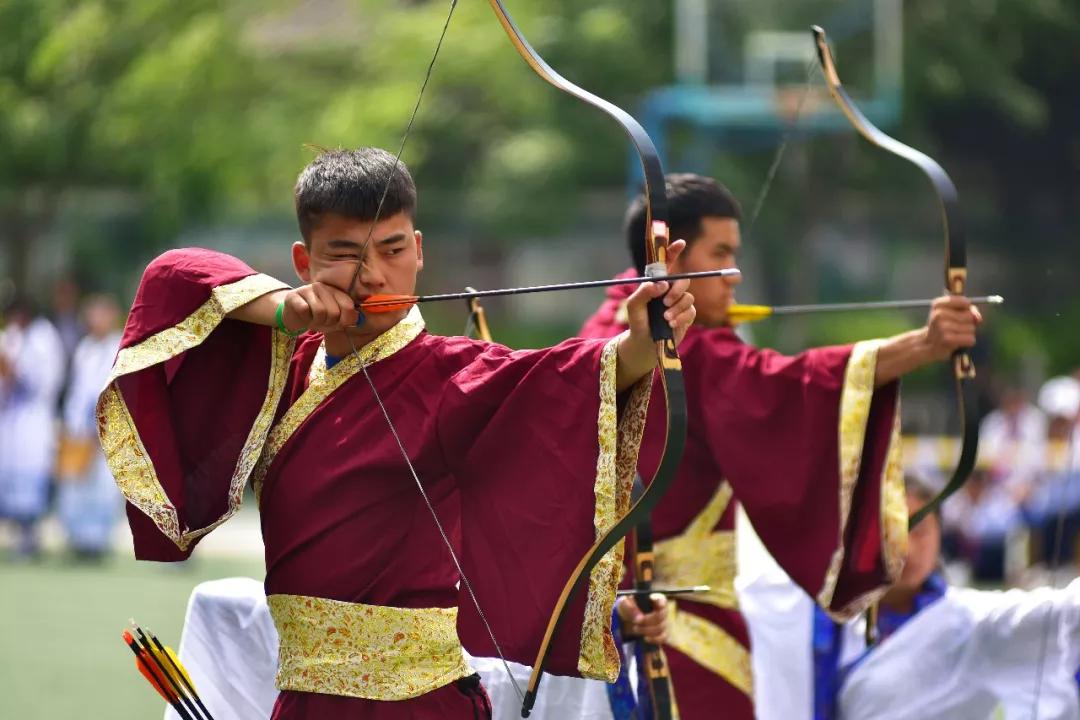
[624,173,741,273]
[294,147,417,244]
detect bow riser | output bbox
[632,476,674,718]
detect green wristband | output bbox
[275,300,304,337]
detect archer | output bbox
[99,147,695,719]
[576,173,982,720]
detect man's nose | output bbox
[356,258,387,291]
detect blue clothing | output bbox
[57,455,122,552]
[609,608,639,720]
[812,573,948,720]
[607,608,665,719]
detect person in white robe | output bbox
[166,582,668,719]
[0,297,64,559]
[744,474,1080,720]
[56,295,123,558]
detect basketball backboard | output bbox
[634,0,904,175]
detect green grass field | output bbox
[0,552,263,719]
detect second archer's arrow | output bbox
[728,295,1003,324]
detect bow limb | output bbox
[811,26,978,531]
[482,3,685,717]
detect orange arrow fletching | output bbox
[123,630,176,703]
[138,656,177,702]
[360,294,419,313]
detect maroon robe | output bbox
[99,249,651,719]
[579,269,906,720]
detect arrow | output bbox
[615,585,712,597]
[357,268,742,313]
[121,622,214,720]
[727,295,1003,324]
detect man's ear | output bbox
[414,230,424,272]
[292,241,312,283]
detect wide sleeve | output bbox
[97,248,294,561]
[696,334,906,620]
[437,336,653,681]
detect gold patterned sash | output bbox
[654,481,737,610]
[666,601,753,697]
[654,481,753,697]
[267,594,471,701]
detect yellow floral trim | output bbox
[99,271,288,546]
[654,482,738,610]
[268,594,470,701]
[667,601,753,697]
[108,273,289,384]
[817,340,907,620]
[879,404,907,584]
[99,328,294,550]
[98,384,181,543]
[578,336,653,681]
[252,306,426,502]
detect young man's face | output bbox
[292,212,424,338]
[670,216,742,327]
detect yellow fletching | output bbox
[147,641,196,692]
[726,304,774,325]
[164,645,195,689]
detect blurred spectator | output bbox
[941,465,1025,583]
[0,296,64,560]
[979,387,1047,488]
[56,295,123,561]
[1024,375,1080,569]
[50,277,84,363]
[940,386,1049,582]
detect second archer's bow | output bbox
[810,26,979,531]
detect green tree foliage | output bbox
[0,0,1076,375]
[0,0,293,289]
[0,0,667,293]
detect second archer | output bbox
[579,173,982,720]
